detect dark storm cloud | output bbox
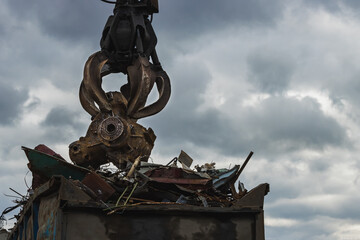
[6,0,284,46]
[247,50,294,94]
[0,83,28,125]
[42,106,81,127]
[41,106,87,143]
[5,0,111,45]
[247,97,347,150]
[157,0,284,38]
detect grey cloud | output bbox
[41,106,88,143]
[6,0,284,46]
[150,90,348,158]
[268,195,360,222]
[42,106,81,127]
[0,84,28,125]
[0,22,86,91]
[247,50,294,94]
[157,0,284,39]
[25,97,41,111]
[339,73,360,112]
[0,164,24,178]
[302,0,342,12]
[5,0,110,45]
[268,202,320,221]
[247,97,348,151]
[142,58,230,155]
[303,0,360,13]
[308,158,330,172]
[266,223,331,240]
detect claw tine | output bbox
[79,80,100,117]
[126,57,155,117]
[83,51,112,113]
[132,70,171,119]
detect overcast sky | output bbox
[1,0,360,239]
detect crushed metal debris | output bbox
[21,145,264,208]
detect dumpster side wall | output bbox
[61,208,264,240]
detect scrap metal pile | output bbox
[18,145,257,213]
[1,144,264,224]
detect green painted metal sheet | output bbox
[22,146,89,181]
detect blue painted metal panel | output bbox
[33,202,39,240]
[212,165,240,189]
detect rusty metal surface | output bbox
[81,172,116,201]
[25,212,32,240]
[62,209,259,240]
[37,194,59,240]
[145,167,212,190]
[233,184,270,208]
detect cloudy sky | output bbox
[1,0,360,239]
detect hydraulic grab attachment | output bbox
[69,0,170,169]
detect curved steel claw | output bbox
[80,52,171,121]
[79,81,100,118]
[83,51,112,113]
[132,69,171,119]
[126,56,156,117]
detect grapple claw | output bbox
[71,0,170,169]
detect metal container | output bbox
[7,176,268,240]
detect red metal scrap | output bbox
[81,172,116,201]
[35,144,66,161]
[145,167,212,191]
[149,177,210,185]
